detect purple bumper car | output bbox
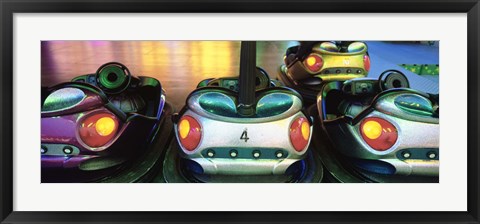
[41,62,166,182]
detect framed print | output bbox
[1,0,479,223]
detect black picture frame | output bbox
[1,0,479,223]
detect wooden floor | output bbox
[41,41,439,110]
[41,41,297,110]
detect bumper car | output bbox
[278,41,370,104]
[41,62,173,182]
[160,42,323,183]
[312,70,439,182]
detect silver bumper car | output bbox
[175,85,311,175]
[161,42,323,183]
[315,70,439,182]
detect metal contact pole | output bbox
[237,41,256,116]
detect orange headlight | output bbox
[304,54,323,73]
[289,117,310,152]
[360,117,398,151]
[178,115,202,151]
[78,112,119,149]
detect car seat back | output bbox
[185,86,303,122]
[319,75,438,125]
[71,62,164,118]
[196,67,278,91]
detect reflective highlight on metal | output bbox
[352,159,396,175]
[198,92,237,117]
[256,93,294,117]
[347,42,367,53]
[375,91,438,123]
[394,94,434,116]
[42,88,86,112]
[319,42,338,52]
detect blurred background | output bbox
[41,41,439,110]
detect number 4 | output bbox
[240,129,249,142]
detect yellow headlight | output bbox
[362,120,382,140]
[306,56,316,66]
[95,117,116,136]
[301,121,310,141]
[179,119,190,139]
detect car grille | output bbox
[201,147,289,159]
[320,68,364,75]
